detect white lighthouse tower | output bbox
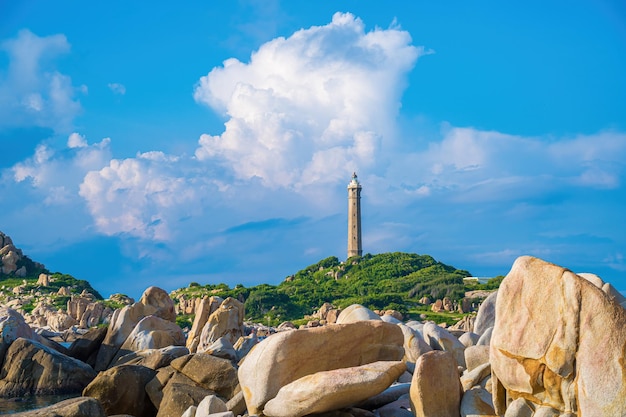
[347,172,362,258]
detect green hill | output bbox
[171,252,498,325]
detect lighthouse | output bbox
[347,172,362,258]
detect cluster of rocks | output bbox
[301,302,405,328]
[0,232,41,277]
[1,255,625,417]
[422,295,484,314]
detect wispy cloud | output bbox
[107,83,126,95]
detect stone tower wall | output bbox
[347,175,362,258]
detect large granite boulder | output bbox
[263,361,406,417]
[82,364,157,417]
[110,315,185,364]
[398,323,432,363]
[0,337,97,397]
[409,350,461,417]
[335,304,381,324]
[0,307,35,364]
[460,386,497,417]
[94,286,176,370]
[238,320,404,415]
[197,297,244,351]
[490,256,626,416]
[112,345,189,369]
[474,291,497,336]
[157,380,212,417]
[170,352,239,399]
[9,397,105,417]
[422,322,466,368]
[186,296,223,353]
[67,326,108,366]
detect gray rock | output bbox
[82,364,156,417]
[460,386,496,417]
[9,397,105,417]
[474,291,497,335]
[0,337,96,397]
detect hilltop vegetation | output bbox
[0,271,104,312]
[171,252,498,324]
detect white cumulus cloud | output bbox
[193,12,423,189]
[67,132,88,148]
[79,152,201,240]
[0,29,83,132]
[11,135,112,205]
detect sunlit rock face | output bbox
[490,256,626,416]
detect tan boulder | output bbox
[326,308,340,324]
[111,315,185,364]
[458,332,480,348]
[460,362,491,392]
[263,361,406,417]
[203,336,237,361]
[431,299,443,312]
[94,286,176,370]
[186,296,223,352]
[1,250,19,274]
[196,394,228,415]
[197,297,244,350]
[170,352,239,399]
[82,364,157,417]
[464,345,490,372]
[460,386,497,417]
[37,273,51,286]
[0,307,35,361]
[157,381,213,417]
[422,322,466,368]
[47,311,78,332]
[112,345,189,369]
[238,320,403,415]
[490,256,626,416]
[79,301,105,328]
[335,304,381,323]
[409,350,461,417]
[503,398,534,417]
[474,291,497,335]
[9,396,105,417]
[145,365,176,408]
[233,333,258,361]
[314,302,335,320]
[450,315,475,332]
[398,323,432,363]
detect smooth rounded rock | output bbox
[336,304,381,323]
[238,320,403,415]
[422,322,466,368]
[409,350,461,417]
[82,364,156,417]
[474,291,497,335]
[263,361,406,417]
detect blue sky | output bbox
[1,1,625,299]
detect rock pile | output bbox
[0,255,624,417]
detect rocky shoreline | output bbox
[0,255,624,416]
